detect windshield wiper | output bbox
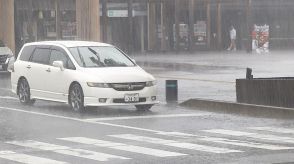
[88,47,104,67]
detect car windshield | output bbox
[69,46,135,68]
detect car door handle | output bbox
[46,68,51,72]
[26,65,31,69]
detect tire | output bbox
[135,104,153,112]
[69,83,85,112]
[2,64,7,71]
[18,78,36,105]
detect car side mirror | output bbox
[53,61,65,71]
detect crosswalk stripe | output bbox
[109,134,242,154]
[7,140,130,162]
[59,137,186,157]
[249,127,294,135]
[203,129,294,144]
[0,151,68,164]
[199,137,294,150]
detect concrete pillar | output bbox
[140,17,145,52]
[174,0,180,51]
[147,1,156,51]
[101,0,107,42]
[206,0,211,49]
[55,0,62,40]
[161,0,168,51]
[216,0,222,49]
[76,0,100,41]
[188,0,195,52]
[246,0,252,52]
[128,0,133,54]
[0,0,15,54]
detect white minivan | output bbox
[11,41,157,112]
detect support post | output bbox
[147,0,156,51]
[174,0,180,51]
[206,0,211,49]
[188,0,194,52]
[128,0,134,54]
[55,0,62,40]
[161,0,168,51]
[0,0,15,53]
[101,0,107,42]
[216,0,222,49]
[76,0,100,41]
[246,0,252,53]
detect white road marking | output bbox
[0,96,18,100]
[110,134,242,154]
[59,137,186,157]
[199,137,294,150]
[0,106,209,134]
[0,88,11,91]
[0,151,68,164]
[249,127,294,135]
[7,140,129,161]
[150,131,294,150]
[157,132,198,138]
[203,129,294,144]
[96,122,164,133]
[85,113,209,122]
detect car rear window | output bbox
[19,45,36,61]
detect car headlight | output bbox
[87,82,110,88]
[146,81,157,87]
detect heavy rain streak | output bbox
[1,0,294,164]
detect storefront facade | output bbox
[1,0,294,54]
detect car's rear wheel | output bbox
[69,83,85,112]
[135,104,153,112]
[18,78,35,105]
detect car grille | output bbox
[110,82,146,91]
[0,55,8,64]
[113,98,146,103]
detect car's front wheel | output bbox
[135,104,153,112]
[69,83,85,112]
[18,78,36,105]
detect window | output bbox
[49,49,75,70]
[30,48,50,64]
[69,46,135,68]
[19,45,36,61]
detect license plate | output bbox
[124,93,139,102]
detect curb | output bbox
[180,98,294,119]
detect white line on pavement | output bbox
[0,106,209,134]
[199,137,294,150]
[0,88,11,91]
[85,113,209,122]
[110,134,242,154]
[249,127,294,135]
[59,137,186,157]
[203,129,294,144]
[0,151,68,164]
[7,140,130,162]
[0,96,18,100]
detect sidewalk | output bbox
[132,50,294,102]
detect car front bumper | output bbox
[83,85,158,107]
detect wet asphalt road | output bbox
[1,72,294,164]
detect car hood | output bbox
[80,66,155,83]
[0,47,12,56]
